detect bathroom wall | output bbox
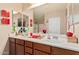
[0,4,23,55]
[72,4,79,14]
[0,10,12,55]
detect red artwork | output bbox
[1,18,10,24]
[1,10,10,17]
[1,9,10,25]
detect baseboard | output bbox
[2,51,9,55]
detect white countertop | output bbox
[9,34,79,52]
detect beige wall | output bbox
[72,3,79,14]
[45,9,67,34]
[68,3,79,15]
[0,10,12,54]
[0,3,22,11]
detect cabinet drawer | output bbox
[9,37,15,42]
[25,47,32,54]
[52,47,79,55]
[34,50,49,55]
[52,47,64,55]
[9,42,15,55]
[34,43,51,53]
[16,39,24,45]
[16,44,24,55]
[25,41,32,48]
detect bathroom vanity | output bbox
[9,34,79,55]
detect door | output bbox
[48,17,60,34]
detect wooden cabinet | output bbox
[9,38,25,55]
[16,39,25,55]
[9,37,79,55]
[16,44,24,55]
[52,47,79,55]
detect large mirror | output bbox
[67,3,79,38]
[33,3,67,34]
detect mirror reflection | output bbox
[33,3,67,34]
[12,11,29,35]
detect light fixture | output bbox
[27,3,46,9]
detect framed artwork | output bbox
[1,9,10,25]
[1,9,10,17]
[1,18,10,24]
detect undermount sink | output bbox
[41,35,68,43]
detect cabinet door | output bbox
[34,50,49,55]
[9,42,15,55]
[34,43,51,54]
[52,47,79,55]
[16,44,24,55]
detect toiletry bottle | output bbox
[12,23,16,33]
